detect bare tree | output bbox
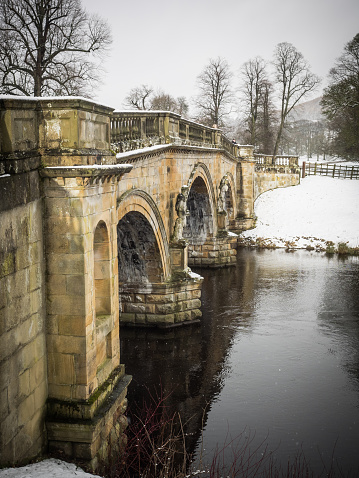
[272,42,320,157]
[0,0,111,97]
[239,57,276,152]
[150,91,189,116]
[174,96,189,117]
[194,57,233,127]
[124,85,153,110]
[151,92,177,111]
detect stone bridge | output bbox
[0,96,300,470]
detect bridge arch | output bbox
[184,163,217,243]
[117,189,171,282]
[116,189,202,328]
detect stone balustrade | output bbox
[254,153,299,169]
[110,111,248,160]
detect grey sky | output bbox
[85,0,359,111]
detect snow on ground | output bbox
[0,458,102,478]
[241,174,359,250]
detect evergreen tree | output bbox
[321,33,359,160]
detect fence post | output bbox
[314,163,317,175]
[302,161,306,178]
[332,164,336,178]
[351,166,354,180]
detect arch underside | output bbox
[117,211,164,286]
[184,167,237,268]
[184,175,214,246]
[117,189,202,327]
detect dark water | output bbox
[120,248,359,476]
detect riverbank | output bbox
[239,174,359,251]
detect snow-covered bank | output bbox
[240,175,359,250]
[0,458,101,477]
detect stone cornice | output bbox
[0,95,114,114]
[115,143,249,164]
[40,164,133,178]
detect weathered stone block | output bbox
[57,315,86,336]
[146,293,175,304]
[135,314,147,324]
[47,335,86,356]
[146,314,175,325]
[30,289,43,316]
[29,358,47,389]
[48,383,73,401]
[155,302,176,314]
[47,253,86,275]
[119,313,136,323]
[124,303,146,314]
[174,311,192,323]
[18,393,35,428]
[29,263,43,292]
[66,274,87,296]
[5,268,29,299]
[47,294,88,316]
[1,410,19,449]
[46,274,67,296]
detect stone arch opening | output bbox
[117,211,164,286]
[184,176,214,245]
[116,190,202,328]
[94,220,111,316]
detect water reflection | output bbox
[120,249,359,475]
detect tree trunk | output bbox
[273,120,284,158]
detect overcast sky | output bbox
[85,0,359,112]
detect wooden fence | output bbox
[302,161,359,179]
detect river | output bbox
[120,248,359,476]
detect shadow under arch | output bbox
[184,163,217,244]
[183,163,238,268]
[116,189,203,328]
[117,189,171,281]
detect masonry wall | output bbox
[0,170,47,464]
[254,170,300,200]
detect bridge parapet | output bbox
[0,95,115,168]
[253,153,301,200]
[254,153,300,173]
[110,110,252,160]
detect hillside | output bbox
[288,96,323,122]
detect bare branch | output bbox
[272,42,321,156]
[0,0,112,96]
[124,85,154,110]
[194,57,233,127]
